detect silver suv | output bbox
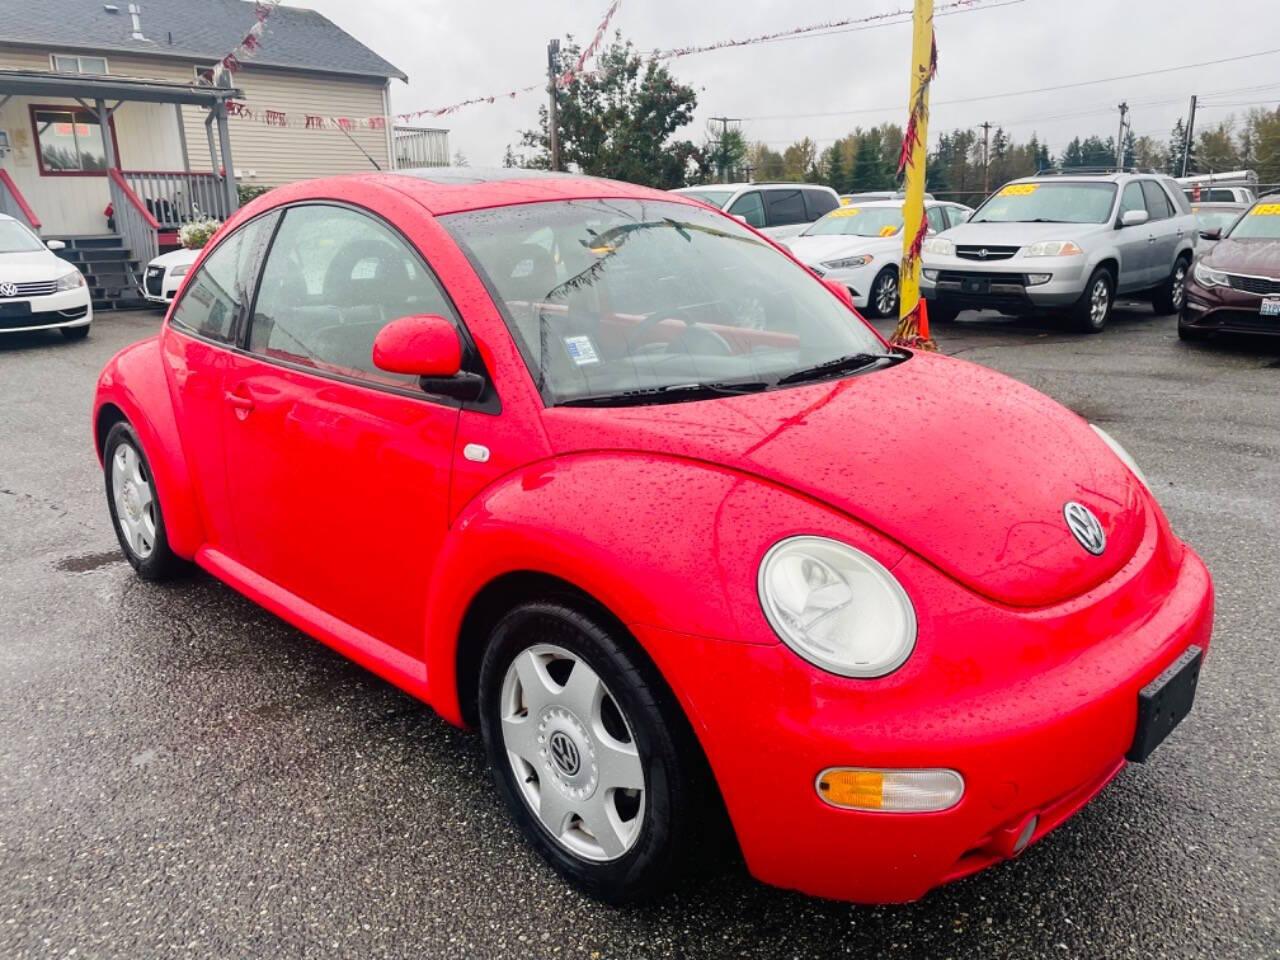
[921,172,1198,332]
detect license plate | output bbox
[962,278,989,294]
[0,301,32,318]
[1127,645,1203,763]
[1261,297,1280,317]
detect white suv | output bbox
[671,183,841,240]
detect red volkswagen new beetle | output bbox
[92,170,1213,904]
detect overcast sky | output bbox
[304,0,1280,167]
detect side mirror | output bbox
[1199,227,1222,241]
[1120,209,1149,228]
[822,277,855,309]
[46,239,66,251]
[373,314,486,402]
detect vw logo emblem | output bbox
[548,731,581,777]
[977,248,989,259]
[0,282,17,298]
[1063,501,1106,556]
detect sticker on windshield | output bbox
[829,207,859,217]
[563,335,600,365]
[839,197,854,206]
[879,225,899,236]
[1250,203,1280,216]
[998,183,1038,197]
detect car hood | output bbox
[785,234,897,265]
[1202,237,1280,274]
[0,249,63,280]
[541,352,1145,608]
[937,220,1104,247]
[149,247,199,269]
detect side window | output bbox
[169,216,272,342]
[727,191,765,228]
[1163,178,1192,213]
[925,206,948,233]
[248,204,460,388]
[803,189,839,220]
[1141,181,1173,220]
[1119,182,1145,219]
[947,206,971,227]
[764,189,807,226]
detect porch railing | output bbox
[120,170,234,230]
[0,169,42,233]
[108,169,159,267]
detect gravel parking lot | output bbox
[2,305,1277,959]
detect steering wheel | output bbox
[626,311,734,358]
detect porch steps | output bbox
[49,235,149,312]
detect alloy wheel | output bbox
[875,272,899,317]
[1171,262,1187,310]
[499,643,646,862]
[111,442,156,559]
[1089,277,1110,327]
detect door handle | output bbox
[1147,235,1157,244]
[225,389,255,416]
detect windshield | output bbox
[1227,202,1280,239]
[677,189,734,209]
[0,220,45,254]
[972,181,1117,224]
[443,198,892,406]
[1193,208,1243,233]
[802,205,902,237]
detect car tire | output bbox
[103,422,186,581]
[60,324,90,341]
[1152,256,1190,316]
[478,601,703,903]
[1072,267,1114,333]
[867,267,900,319]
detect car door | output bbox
[1140,180,1181,283]
[161,212,277,547]
[925,205,948,235]
[727,191,766,230]
[761,188,809,238]
[1114,182,1153,292]
[220,202,464,659]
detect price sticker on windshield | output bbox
[998,183,1038,197]
[879,225,899,236]
[1250,203,1280,216]
[829,207,859,217]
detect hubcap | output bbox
[1172,264,1186,309]
[876,273,899,316]
[1090,278,1109,325]
[111,442,156,559]
[499,643,645,862]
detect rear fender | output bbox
[94,337,204,558]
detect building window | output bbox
[50,54,109,74]
[31,107,113,175]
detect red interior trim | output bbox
[0,170,41,229]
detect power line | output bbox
[740,47,1280,122]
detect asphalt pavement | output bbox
[1,304,1277,959]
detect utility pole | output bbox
[1115,102,1128,171]
[547,39,561,172]
[1181,94,1197,177]
[708,115,740,183]
[980,121,991,193]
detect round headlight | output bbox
[1090,423,1149,490]
[758,536,916,678]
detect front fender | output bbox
[94,337,205,558]
[421,452,905,723]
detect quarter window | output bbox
[803,190,839,220]
[765,189,807,226]
[1140,181,1173,220]
[247,204,460,388]
[728,191,765,228]
[169,216,274,343]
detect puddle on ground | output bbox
[55,550,121,573]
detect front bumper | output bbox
[1181,279,1280,336]
[635,513,1213,903]
[807,263,874,308]
[0,287,93,333]
[142,267,183,305]
[921,254,1088,311]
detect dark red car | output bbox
[93,169,1213,904]
[1181,199,1280,340]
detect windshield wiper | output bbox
[560,380,770,407]
[774,352,896,386]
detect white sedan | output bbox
[142,246,199,306]
[784,199,972,317]
[0,214,92,340]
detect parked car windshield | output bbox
[0,220,46,254]
[802,205,903,237]
[971,181,1118,224]
[1227,203,1280,239]
[443,198,893,406]
[676,189,734,209]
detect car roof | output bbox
[310,168,695,217]
[673,182,835,193]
